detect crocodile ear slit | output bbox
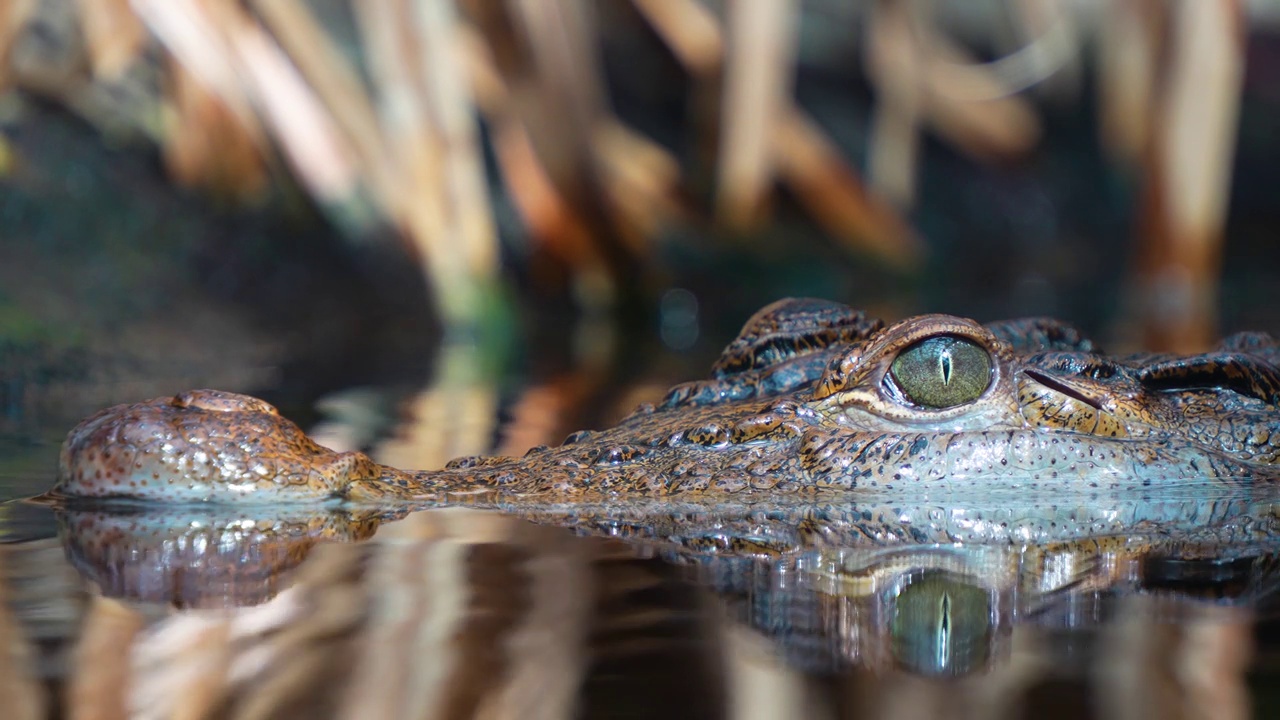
[1137,353,1280,407]
[1218,331,1280,365]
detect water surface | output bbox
[2,481,1280,719]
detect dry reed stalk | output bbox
[465,24,612,299]
[1098,1,1162,164]
[66,597,144,720]
[918,33,1042,159]
[593,120,687,239]
[142,0,501,325]
[868,0,1045,205]
[715,0,798,229]
[493,112,609,291]
[355,2,445,201]
[505,0,652,275]
[637,0,916,267]
[131,0,262,146]
[251,0,390,198]
[457,22,506,110]
[1013,0,1082,100]
[163,59,269,200]
[775,108,922,268]
[0,0,37,91]
[75,0,147,79]
[628,0,724,200]
[926,0,1080,104]
[355,1,458,313]
[1138,0,1243,352]
[415,0,498,287]
[504,0,609,190]
[137,0,374,228]
[1159,0,1243,271]
[630,0,722,76]
[461,31,596,275]
[222,7,364,208]
[463,1,661,296]
[0,549,45,720]
[866,0,924,208]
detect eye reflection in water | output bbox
[888,570,994,678]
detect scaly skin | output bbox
[46,298,1280,504]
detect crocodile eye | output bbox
[889,336,992,409]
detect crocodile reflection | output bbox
[756,544,1280,677]
[10,506,1273,718]
[55,505,389,607]
[46,498,1280,677]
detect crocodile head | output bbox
[48,298,1280,503]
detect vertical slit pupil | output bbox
[888,334,993,409]
[938,592,952,664]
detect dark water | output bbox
[2,479,1280,718]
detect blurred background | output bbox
[2,0,1280,500]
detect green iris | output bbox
[890,572,992,677]
[889,336,992,409]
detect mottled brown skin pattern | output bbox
[57,390,381,502]
[49,299,1280,504]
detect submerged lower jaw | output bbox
[802,427,1249,494]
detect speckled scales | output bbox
[48,299,1280,504]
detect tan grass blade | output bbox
[67,597,145,720]
[630,0,722,76]
[459,15,609,289]
[163,59,269,199]
[252,0,389,199]
[865,0,923,208]
[716,0,798,229]
[0,0,38,91]
[919,32,1043,160]
[131,0,262,146]
[0,547,46,720]
[416,0,498,284]
[776,108,922,268]
[354,0,499,323]
[1098,1,1161,164]
[1137,0,1243,352]
[76,0,147,79]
